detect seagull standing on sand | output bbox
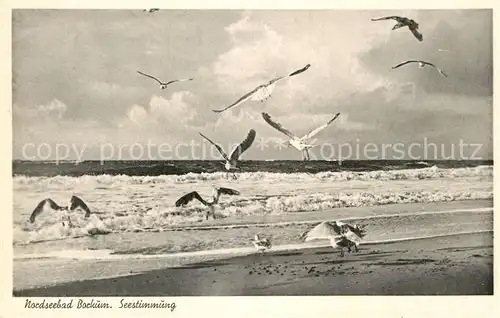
[371,16,423,41]
[137,70,194,90]
[175,187,240,220]
[199,129,256,179]
[212,64,311,114]
[300,221,367,257]
[392,60,448,77]
[29,195,92,227]
[262,112,340,161]
[251,234,272,253]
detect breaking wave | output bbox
[13,165,493,245]
[13,165,493,189]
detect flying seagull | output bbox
[262,112,340,161]
[143,8,160,13]
[29,195,92,227]
[371,16,423,41]
[251,234,272,253]
[175,187,240,220]
[300,221,367,257]
[392,60,448,77]
[199,129,256,179]
[212,64,311,114]
[137,70,194,90]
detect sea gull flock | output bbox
[28,12,448,257]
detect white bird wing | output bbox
[266,75,287,86]
[165,78,195,85]
[300,113,340,141]
[175,191,208,207]
[392,60,420,69]
[261,112,297,139]
[409,26,423,41]
[212,85,264,113]
[29,198,64,223]
[137,70,164,85]
[70,195,91,218]
[436,67,448,77]
[424,62,447,77]
[300,221,342,242]
[199,133,229,161]
[229,129,257,161]
[217,187,240,196]
[342,228,364,245]
[266,63,311,86]
[371,16,405,22]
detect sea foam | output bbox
[13,165,493,245]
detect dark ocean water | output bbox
[12,160,493,177]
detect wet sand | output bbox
[14,231,493,296]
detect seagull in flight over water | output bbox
[212,64,311,114]
[137,70,194,90]
[262,112,340,161]
[29,195,92,227]
[300,221,367,257]
[251,234,272,253]
[371,15,423,41]
[199,129,256,179]
[392,60,448,77]
[175,187,240,220]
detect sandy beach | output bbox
[14,231,492,296]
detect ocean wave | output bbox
[12,165,493,189]
[13,188,492,245]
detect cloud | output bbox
[214,16,285,86]
[210,12,398,121]
[118,91,204,141]
[14,98,68,122]
[11,10,493,160]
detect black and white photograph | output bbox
[7,6,494,301]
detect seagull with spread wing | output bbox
[300,221,367,257]
[371,15,423,41]
[262,112,340,161]
[137,70,194,90]
[175,187,240,220]
[29,195,92,227]
[143,8,160,13]
[392,60,448,77]
[199,129,256,179]
[251,234,272,253]
[212,64,311,114]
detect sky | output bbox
[12,9,493,161]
